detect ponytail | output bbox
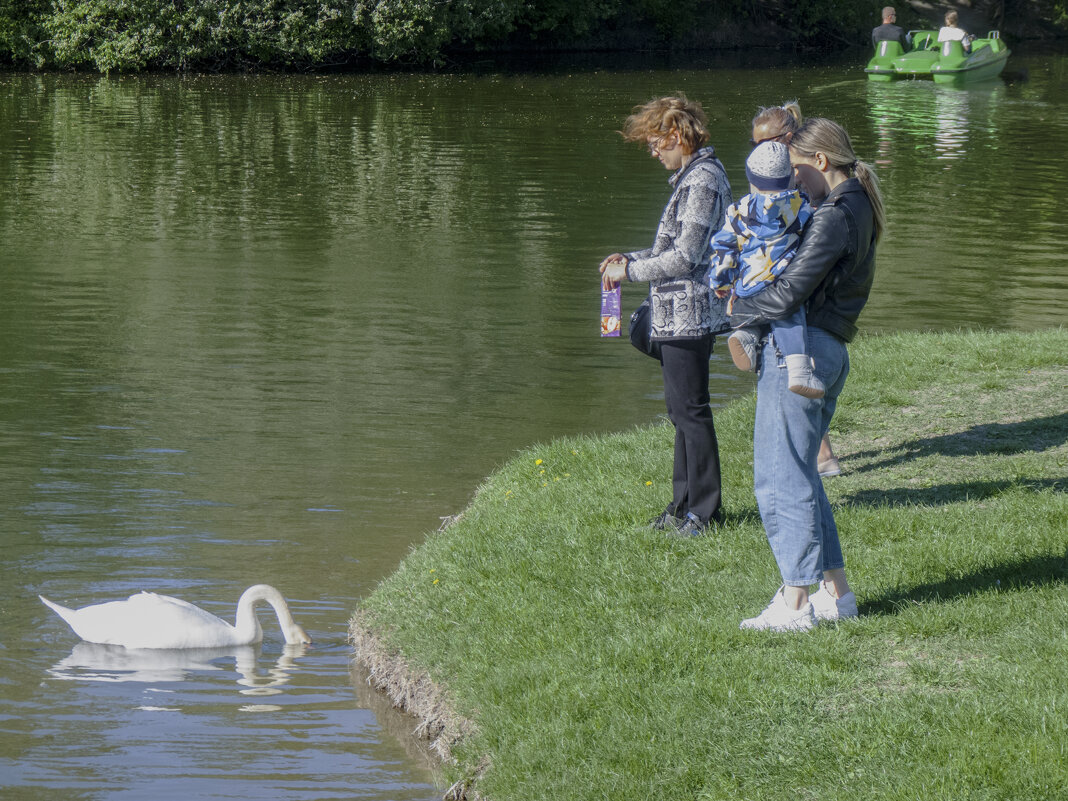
[790,117,886,242]
[853,160,886,243]
[751,100,803,137]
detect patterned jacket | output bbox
[625,147,732,340]
[710,189,814,301]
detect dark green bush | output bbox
[0,0,48,65]
[2,0,1064,71]
[43,0,361,71]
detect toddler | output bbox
[710,141,824,398]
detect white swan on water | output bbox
[40,584,312,649]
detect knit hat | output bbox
[745,141,792,192]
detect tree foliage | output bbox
[0,0,1064,71]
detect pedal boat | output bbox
[866,29,1010,84]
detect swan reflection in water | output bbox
[47,640,309,696]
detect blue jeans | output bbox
[753,327,849,586]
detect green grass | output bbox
[352,329,1068,801]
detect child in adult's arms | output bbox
[710,141,823,399]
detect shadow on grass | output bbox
[860,550,1068,617]
[848,413,1068,473]
[840,476,1066,508]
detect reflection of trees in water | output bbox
[862,75,1068,331]
[1,72,672,541]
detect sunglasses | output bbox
[750,133,787,148]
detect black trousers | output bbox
[659,336,723,524]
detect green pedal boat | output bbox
[866,29,1010,84]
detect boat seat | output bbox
[875,40,905,59]
[909,31,938,51]
[940,39,968,57]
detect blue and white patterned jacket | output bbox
[709,189,814,302]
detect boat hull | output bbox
[865,30,1010,84]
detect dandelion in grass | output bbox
[535,458,543,466]
[645,480,653,486]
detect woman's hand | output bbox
[599,254,629,289]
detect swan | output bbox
[39,584,312,649]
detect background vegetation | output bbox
[1,0,1066,72]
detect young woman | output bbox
[751,101,842,478]
[729,117,886,631]
[599,96,733,535]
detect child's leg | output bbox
[771,310,826,399]
[769,309,807,357]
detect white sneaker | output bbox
[739,587,816,632]
[809,581,859,623]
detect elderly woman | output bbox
[751,101,842,478]
[600,96,732,535]
[730,117,886,631]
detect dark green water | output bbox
[2,52,1066,799]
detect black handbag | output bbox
[629,298,662,360]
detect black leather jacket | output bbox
[729,178,876,343]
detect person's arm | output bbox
[626,175,726,283]
[728,204,849,329]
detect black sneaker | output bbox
[648,510,685,531]
[670,511,719,537]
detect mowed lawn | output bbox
[353,328,1068,801]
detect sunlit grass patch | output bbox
[353,328,1068,801]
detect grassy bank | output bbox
[351,329,1068,801]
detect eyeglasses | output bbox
[648,133,677,155]
[750,133,787,148]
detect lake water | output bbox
[2,50,1066,800]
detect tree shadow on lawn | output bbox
[846,412,1068,474]
[861,549,1068,617]
[840,476,1066,508]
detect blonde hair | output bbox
[790,117,886,242]
[622,95,709,154]
[944,9,958,25]
[751,101,803,138]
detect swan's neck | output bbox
[235,585,309,644]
